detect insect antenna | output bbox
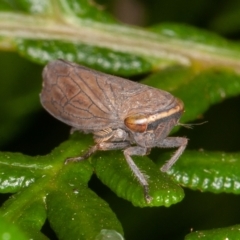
[178,121,208,129]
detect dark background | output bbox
[1,0,240,239]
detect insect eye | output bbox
[124,114,148,133]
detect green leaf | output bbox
[46,179,124,240]
[0,152,44,193]
[15,39,152,76]
[92,151,184,207]
[0,215,29,240]
[157,150,240,194]
[0,0,52,14]
[185,224,240,240]
[174,69,240,123]
[0,131,125,239]
[0,132,100,239]
[0,184,47,239]
[2,1,240,75]
[0,127,93,193]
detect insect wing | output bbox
[41,60,121,131]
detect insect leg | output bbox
[157,137,188,172]
[65,145,99,164]
[123,147,152,203]
[65,141,131,164]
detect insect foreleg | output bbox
[123,146,152,203]
[157,137,188,172]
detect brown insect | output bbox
[40,59,188,203]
